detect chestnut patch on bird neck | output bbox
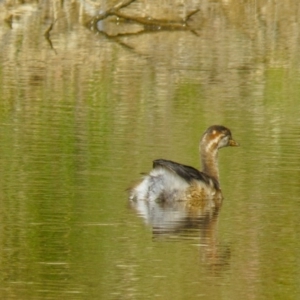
[204,133,222,152]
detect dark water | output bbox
[0,1,300,299]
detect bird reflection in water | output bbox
[130,193,230,273]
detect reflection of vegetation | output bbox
[4,14,13,28]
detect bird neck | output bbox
[200,141,219,182]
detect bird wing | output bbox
[153,159,219,190]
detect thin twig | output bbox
[44,20,58,54]
[185,9,200,22]
[113,0,137,11]
[89,0,137,24]
[44,19,57,37]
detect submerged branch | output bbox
[184,9,200,22]
[44,22,55,38]
[44,20,58,54]
[87,0,200,33]
[112,11,189,30]
[89,0,137,24]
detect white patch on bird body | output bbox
[129,167,190,202]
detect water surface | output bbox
[1,1,300,299]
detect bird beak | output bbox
[229,138,239,146]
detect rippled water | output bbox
[1,1,300,299]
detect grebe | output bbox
[129,125,238,204]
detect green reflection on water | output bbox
[0,1,300,299]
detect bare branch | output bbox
[87,1,200,34]
[44,20,58,54]
[112,11,188,30]
[88,0,137,24]
[44,22,54,37]
[113,0,137,11]
[185,9,200,22]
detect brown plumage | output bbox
[129,125,239,204]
